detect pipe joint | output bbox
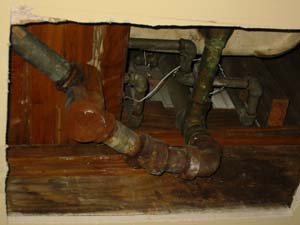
[137,134,221,180]
[56,64,84,92]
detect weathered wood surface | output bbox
[6,141,300,214]
[131,102,300,146]
[101,25,130,120]
[123,101,242,130]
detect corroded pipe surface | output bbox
[11,26,83,91]
[67,85,221,180]
[138,134,221,179]
[12,26,221,180]
[184,28,233,143]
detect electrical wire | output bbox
[124,65,181,103]
[125,57,228,103]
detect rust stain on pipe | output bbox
[66,72,221,179]
[12,26,221,180]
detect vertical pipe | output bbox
[183,28,233,143]
[158,54,190,129]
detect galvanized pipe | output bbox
[227,77,263,126]
[129,38,197,73]
[127,72,148,128]
[183,28,233,143]
[11,26,83,91]
[129,38,181,52]
[247,77,263,116]
[175,66,262,126]
[176,72,250,88]
[158,54,190,129]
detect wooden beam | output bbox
[6,140,300,214]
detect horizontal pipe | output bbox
[213,77,248,88]
[128,38,196,72]
[129,38,181,52]
[177,73,250,88]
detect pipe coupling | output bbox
[137,134,221,179]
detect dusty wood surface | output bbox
[6,96,300,216]
[6,141,300,214]
[7,100,300,214]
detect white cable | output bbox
[125,65,181,103]
[210,64,225,96]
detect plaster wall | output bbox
[1,1,300,224]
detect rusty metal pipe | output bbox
[11,26,83,91]
[183,28,233,143]
[56,62,222,180]
[65,64,221,180]
[12,27,221,180]
[67,83,221,179]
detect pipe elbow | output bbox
[137,134,222,180]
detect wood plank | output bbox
[137,127,300,146]
[8,53,29,144]
[101,25,130,119]
[8,23,95,145]
[267,99,289,127]
[6,143,300,214]
[27,24,67,144]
